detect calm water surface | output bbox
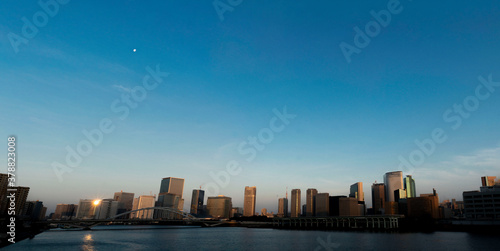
[4,225,498,250]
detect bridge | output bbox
[50,207,206,230]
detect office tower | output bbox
[113,191,135,212]
[52,204,78,220]
[206,195,232,219]
[40,207,47,220]
[329,196,360,217]
[93,199,120,219]
[0,173,8,214]
[156,192,182,219]
[481,176,496,187]
[349,182,364,202]
[291,189,301,217]
[12,186,30,216]
[408,189,440,219]
[133,195,156,219]
[243,186,257,217]
[394,189,407,202]
[404,175,416,198]
[190,189,205,215]
[464,185,500,220]
[76,199,97,219]
[278,198,288,217]
[371,183,385,214]
[384,201,399,215]
[231,207,243,217]
[159,177,185,196]
[302,204,307,217]
[158,177,185,210]
[384,171,404,202]
[315,193,330,217]
[22,201,46,220]
[306,188,318,216]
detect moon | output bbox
[133,49,136,52]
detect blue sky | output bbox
[1,0,500,214]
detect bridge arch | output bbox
[109,207,197,221]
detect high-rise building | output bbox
[190,189,205,215]
[243,186,256,217]
[384,171,403,202]
[481,176,497,187]
[113,191,135,212]
[408,189,440,219]
[159,177,185,196]
[394,189,407,202]
[404,175,416,198]
[52,204,78,220]
[278,198,288,217]
[464,185,500,220]
[132,195,156,219]
[231,207,243,217]
[95,199,121,219]
[349,182,364,202]
[207,195,232,219]
[76,199,98,219]
[329,196,361,217]
[12,186,30,216]
[0,173,8,214]
[371,183,385,214]
[291,189,301,217]
[156,192,182,219]
[158,177,185,211]
[315,193,330,217]
[306,188,318,216]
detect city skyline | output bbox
[12,170,499,216]
[1,1,500,217]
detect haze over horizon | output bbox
[1,0,500,215]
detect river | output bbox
[4,225,498,250]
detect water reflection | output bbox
[82,234,95,251]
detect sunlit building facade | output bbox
[349,182,364,202]
[481,176,497,187]
[158,177,184,211]
[384,171,403,202]
[291,189,301,217]
[404,175,416,198]
[113,191,135,212]
[52,204,78,220]
[207,195,232,219]
[306,188,317,216]
[315,193,330,217]
[278,198,288,218]
[243,186,256,217]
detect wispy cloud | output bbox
[411,146,500,198]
